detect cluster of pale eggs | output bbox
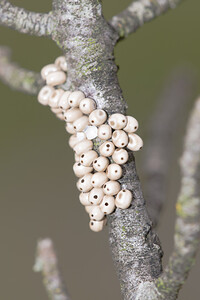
[37,56,143,232]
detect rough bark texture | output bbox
[109,0,183,38]
[0,0,54,36]
[52,0,126,114]
[108,154,163,299]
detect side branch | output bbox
[0,0,54,36]
[142,70,195,227]
[157,98,200,299]
[0,46,43,94]
[109,0,183,39]
[34,238,71,300]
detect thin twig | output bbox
[0,0,54,37]
[142,69,196,227]
[157,97,200,299]
[34,238,71,300]
[109,0,183,39]
[0,46,44,94]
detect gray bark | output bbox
[0,0,54,36]
[109,0,183,38]
[0,46,43,94]
[157,98,200,299]
[34,239,71,300]
[51,2,163,298]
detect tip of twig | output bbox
[37,238,54,249]
[33,238,57,273]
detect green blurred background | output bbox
[0,1,200,299]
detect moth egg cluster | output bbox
[38,56,143,232]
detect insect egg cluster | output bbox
[37,56,143,232]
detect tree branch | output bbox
[142,69,196,227]
[109,0,183,39]
[107,153,163,299]
[34,238,71,300]
[0,0,54,36]
[0,46,44,94]
[51,2,163,299]
[157,97,200,299]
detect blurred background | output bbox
[0,0,200,299]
